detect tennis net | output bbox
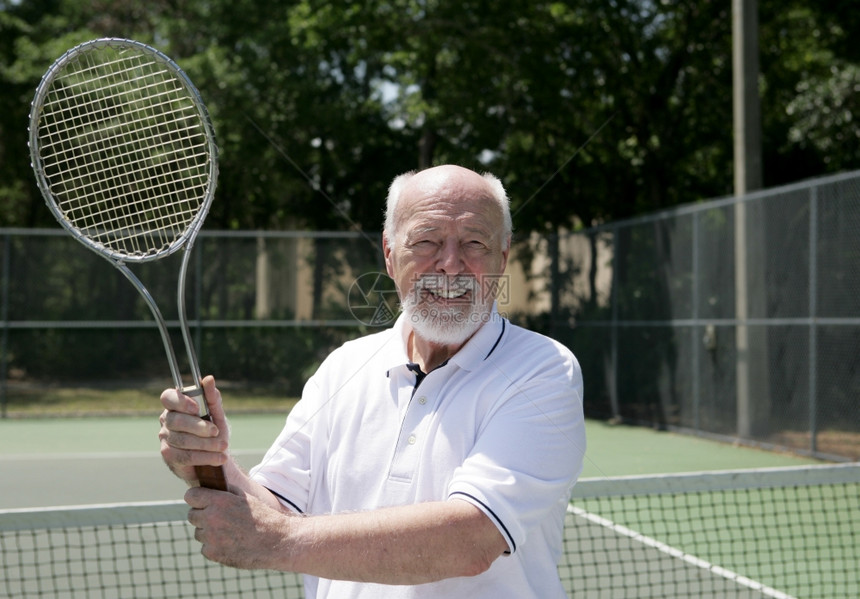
[1,463,857,598]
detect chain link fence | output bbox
[1,170,858,459]
[0,231,386,413]
[558,170,860,460]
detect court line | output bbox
[567,504,797,599]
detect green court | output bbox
[2,417,856,598]
[0,416,824,509]
[0,416,825,467]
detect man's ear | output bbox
[383,231,395,278]
[500,235,511,272]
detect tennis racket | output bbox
[28,38,227,491]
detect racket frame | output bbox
[29,39,226,489]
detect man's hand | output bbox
[186,486,293,570]
[158,375,230,486]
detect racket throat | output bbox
[181,384,211,419]
[115,262,207,416]
[181,385,204,397]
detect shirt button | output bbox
[418,396,427,405]
[407,434,417,445]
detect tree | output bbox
[759,1,860,177]
[2,0,859,235]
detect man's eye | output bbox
[410,240,436,251]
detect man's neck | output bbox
[407,332,463,373]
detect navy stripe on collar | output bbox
[483,318,506,361]
[407,359,449,393]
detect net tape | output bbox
[1,464,857,598]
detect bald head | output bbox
[384,165,512,250]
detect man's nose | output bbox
[436,239,464,274]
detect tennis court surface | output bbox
[1,463,857,598]
[1,418,856,597]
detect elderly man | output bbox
[159,164,586,598]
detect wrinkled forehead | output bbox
[394,170,502,232]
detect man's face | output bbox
[383,168,510,347]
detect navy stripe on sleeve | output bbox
[265,487,304,514]
[449,491,516,553]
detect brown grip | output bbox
[195,411,228,491]
[196,464,228,491]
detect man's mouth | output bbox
[427,286,470,300]
[415,276,476,302]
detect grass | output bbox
[0,382,297,418]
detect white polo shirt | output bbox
[250,306,586,598]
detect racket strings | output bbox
[35,44,212,258]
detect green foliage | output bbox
[2,0,858,234]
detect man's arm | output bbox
[162,377,509,583]
[185,487,508,584]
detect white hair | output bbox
[383,169,513,250]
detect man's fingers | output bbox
[162,444,229,470]
[162,428,226,454]
[160,388,203,415]
[159,378,230,486]
[200,376,229,432]
[185,486,215,509]
[162,410,220,439]
[159,410,227,472]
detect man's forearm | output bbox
[278,499,507,584]
[189,491,507,584]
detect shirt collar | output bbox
[386,303,507,373]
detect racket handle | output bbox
[196,464,228,491]
[195,412,228,490]
[182,386,227,490]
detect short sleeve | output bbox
[447,359,586,553]
[249,374,325,513]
